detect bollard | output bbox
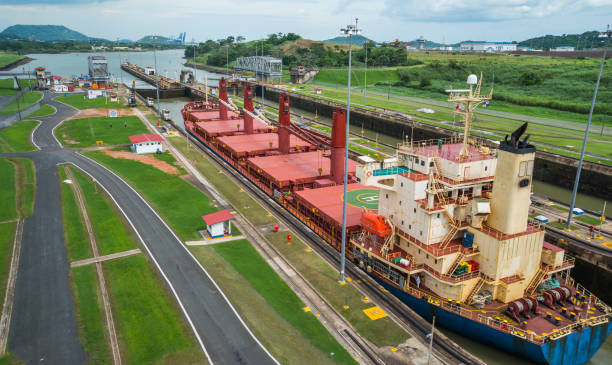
[273,224,279,232]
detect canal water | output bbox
[22,50,611,364]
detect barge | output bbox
[182,77,611,364]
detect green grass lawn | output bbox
[0,53,24,69]
[26,104,55,118]
[202,240,355,364]
[0,159,17,222]
[0,120,38,153]
[55,94,126,110]
[266,230,410,347]
[167,136,277,227]
[0,91,42,115]
[68,166,136,255]
[55,116,149,148]
[58,167,92,261]
[84,150,217,241]
[70,265,112,364]
[0,222,17,317]
[103,255,204,364]
[191,244,353,364]
[10,158,35,218]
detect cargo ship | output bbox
[182,76,611,364]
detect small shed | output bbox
[129,134,165,154]
[202,210,233,238]
[54,84,68,92]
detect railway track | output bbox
[180,129,485,365]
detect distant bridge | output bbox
[235,56,282,82]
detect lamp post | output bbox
[364,37,367,106]
[339,18,361,284]
[153,44,161,120]
[566,25,610,229]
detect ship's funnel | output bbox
[330,109,346,185]
[219,77,228,120]
[278,94,290,154]
[243,83,254,134]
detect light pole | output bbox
[153,44,161,120]
[364,39,367,106]
[566,25,610,230]
[339,18,361,284]
[226,44,229,77]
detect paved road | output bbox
[2,99,277,364]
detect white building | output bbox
[54,84,68,92]
[551,46,575,52]
[459,41,517,52]
[201,210,233,238]
[144,67,156,75]
[129,134,165,154]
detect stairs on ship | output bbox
[525,267,547,296]
[465,277,485,304]
[446,252,465,276]
[433,157,459,250]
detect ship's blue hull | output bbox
[373,276,611,365]
[185,126,611,364]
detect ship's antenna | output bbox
[445,73,492,159]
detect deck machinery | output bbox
[182,76,611,365]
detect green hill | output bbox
[519,31,604,50]
[324,35,373,46]
[0,24,90,41]
[137,35,170,44]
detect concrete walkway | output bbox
[185,235,246,246]
[70,249,142,268]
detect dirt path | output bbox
[101,150,180,174]
[68,108,136,120]
[64,166,122,365]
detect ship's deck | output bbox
[247,150,359,186]
[217,133,315,157]
[294,183,378,228]
[188,109,239,121]
[400,142,495,163]
[195,119,272,137]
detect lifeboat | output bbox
[360,211,392,237]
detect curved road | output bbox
[2,98,276,364]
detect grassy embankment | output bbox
[55,94,127,110]
[266,230,410,347]
[58,165,204,364]
[26,104,55,118]
[83,150,217,241]
[0,157,35,360]
[191,240,356,364]
[164,135,409,348]
[0,53,24,68]
[55,116,150,148]
[166,135,276,227]
[0,91,42,115]
[0,78,35,97]
[0,120,39,153]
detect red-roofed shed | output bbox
[129,134,165,154]
[202,209,233,238]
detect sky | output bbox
[1,0,612,43]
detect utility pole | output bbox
[193,45,197,84]
[364,35,367,106]
[428,315,436,365]
[339,18,361,284]
[154,45,161,120]
[566,25,610,230]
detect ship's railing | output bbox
[477,220,543,241]
[561,272,612,314]
[396,228,478,258]
[543,255,575,273]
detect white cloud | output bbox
[383,0,612,22]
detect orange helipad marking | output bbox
[363,306,387,320]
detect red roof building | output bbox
[129,134,164,144]
[202,209,234,238]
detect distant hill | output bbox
[137,35,170,44]
[519,31,604,50]
[324,34,372,46]
[0,24,90,41]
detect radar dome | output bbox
[467,74,478,85]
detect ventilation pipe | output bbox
[243,83,254,134]
[330,109,346,185]
[278,94,291,154]
[219,77,228,120]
